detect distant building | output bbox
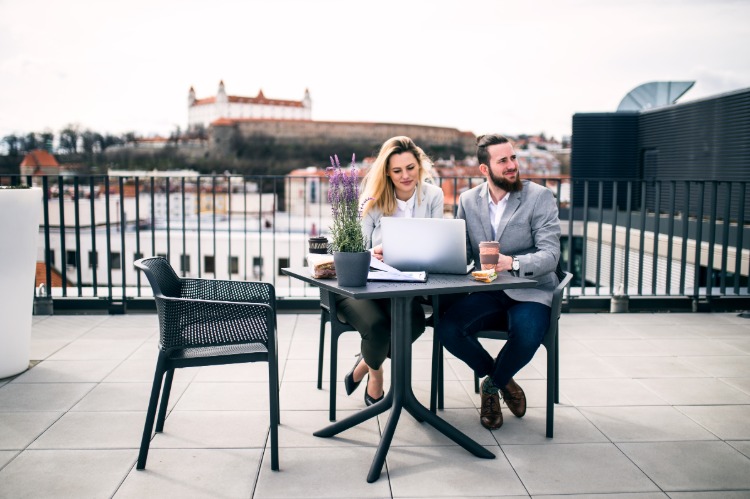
[188,81,311,129]
[19,149,76,186]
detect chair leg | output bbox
[473,373,480,394]
[268,359,280,471]
[155,368,174,432]
[430,335,440,413]
[137,354,167,470]
[437,346,445,410]
[317,310,327,390]
[329,330,339,422]
[554,332,560,404]
[546,341,556,438]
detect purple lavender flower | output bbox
[326,153,366,253]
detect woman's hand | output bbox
[372,244,384,261]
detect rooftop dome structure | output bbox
[617,81,695,111]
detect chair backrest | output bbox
[547,271,573,338]
[134,257,182,298]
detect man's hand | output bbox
[372,244,384,261]
[495,254,513,273]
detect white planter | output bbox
[0,187,42,378]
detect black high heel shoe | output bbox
[364,376,384,406]
[344,353,363,396]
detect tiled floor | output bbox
[1,312,749,498]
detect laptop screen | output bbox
[380,218,471,274]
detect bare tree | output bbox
[59,126,79,154]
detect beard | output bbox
[487,166,523,192]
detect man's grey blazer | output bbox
[457,179,561,307]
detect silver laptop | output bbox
[380,218,473,274]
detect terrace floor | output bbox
[1,311,750,498]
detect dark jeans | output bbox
[436,290,550,388]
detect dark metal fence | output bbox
[2,174,748,313]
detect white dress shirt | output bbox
[488,192,509,239]
[394,188,417,218]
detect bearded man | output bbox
[436,134,561,430]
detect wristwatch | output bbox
[511,256,520,275]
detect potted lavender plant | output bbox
[326,154,370,287]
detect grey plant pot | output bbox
[333,251,371,287]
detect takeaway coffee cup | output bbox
[479,241,500,270]
[308,236,329,254]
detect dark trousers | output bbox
[336,296,426,369]
[436,290,550,388]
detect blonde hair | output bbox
[360,136,433,217]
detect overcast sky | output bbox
[1,0,749,143]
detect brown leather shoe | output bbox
[501,378,527,418]
[479,378,503,430]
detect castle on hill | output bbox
[188,81,312,129]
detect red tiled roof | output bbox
[35,262,67,288]
[20,149,59,168]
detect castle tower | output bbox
[188,86,196,106]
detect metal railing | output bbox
[2,173,748,313]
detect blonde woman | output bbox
[339,136,444,405]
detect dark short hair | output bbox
[476,134,510,166]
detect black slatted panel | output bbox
[571,112,639,209]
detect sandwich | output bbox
[471,269,497,283]
[308,253,336,279]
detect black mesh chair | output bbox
[134,257,280,471]
[430,271,573,438]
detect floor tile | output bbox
[379,408,498,447]
[193,362,271,382]
[80,326,154,341]
[727,440,750,459]
[0,383,94,412]
[503,442,659,495]
[719,377,750,396]
[579,339,667,357]
[492,406,609,444]
[0,450,18,469]
[0,412,62,450]
[647,338,746,356]
[604,356,707,378]
[683,356,750,377]
[175,382,272,411]
[553,355,627,379]
[560,379,667,407]
[387,445,526,497]
[618,441,750,491]
[277,410,381,448]
[151,410,271,449]
[71,381,188,412]
[11,359,121,383]
[255,446,392,498]
[637,377,750,405]
[47,339,145,361]
[677,405,750,439]
[0,449,135,498]
[667,492,750,499]
[29,411,144,449]
[580,406,717,442]
[539,494,668,499]
[115,448,260,498]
